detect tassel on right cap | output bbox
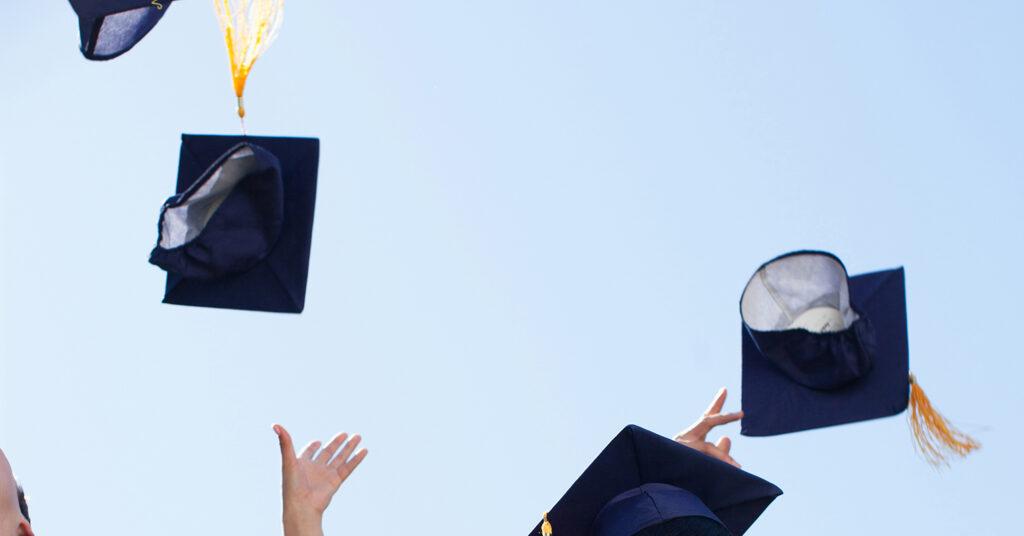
[541,512,552,536]
[908,373,981,467]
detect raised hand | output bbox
[274,424,368,536]
[674,387,744,468]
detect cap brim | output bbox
[740,267,910,436]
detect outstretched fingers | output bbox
[314,432,350,464]
[330,434,363,468]
[693,410,744,436]
[707,411,744,428]
[707,438,740,468]
[300,440,323,461]
[704,387,728,417]
[337,447,369,483]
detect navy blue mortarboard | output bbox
[532,425,782,536]
[69,1,173,60]
[149,134,319,313]
[739,250,980,466]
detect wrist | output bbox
[283,506,324,536]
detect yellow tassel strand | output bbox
[908,373,980,467]
[541,512,553,536]
[213,0,284,127]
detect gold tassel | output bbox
[541,512,553,536]
[213,0,284,123]
[908,373,980,467]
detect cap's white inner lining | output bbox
[159,146,258,249]
[741,253,858,332]
[94,7,162,56]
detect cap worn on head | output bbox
[533,425,781,536]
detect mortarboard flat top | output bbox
[69,0,173,60]
[532,425,782,536]
[150,134,320,313]
[739,251,910,436]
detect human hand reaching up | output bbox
[274,424,368,536]
[674,387,744,468]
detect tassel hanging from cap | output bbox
[213,0,284,129]
[541,512,553,536]
[908,373,980,467]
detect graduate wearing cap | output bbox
[68,0,175,60]
[534,388,782,536]
[739,250,980,466]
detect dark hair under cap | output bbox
[633,516,730,536]
[17,484,29,522]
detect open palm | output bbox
[274,424,368,522]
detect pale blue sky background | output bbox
[1,1,1021,534]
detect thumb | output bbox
[273,424,296,466]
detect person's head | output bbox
[0,449,33,536]
[633,516,730,536]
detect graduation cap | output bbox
[147,1,317,312]
[149,134,318,312]
[739,250,980,466]
[69,0,174,60]
[532,425,782,536]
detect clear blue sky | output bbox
[1,1,1020,534]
